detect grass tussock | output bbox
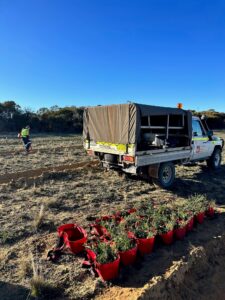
[0,230,10,244]
[30,275,60,299]
[33,204,45,230]
[43,197,61,209]
[18,257,32,279]
[30,253,61,299]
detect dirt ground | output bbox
[0,134,85,175]
[0,132,225,300]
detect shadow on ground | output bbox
[110,164,225,290]
[172,165,225,206]
[113,212,225,290]
[0,281,30,300]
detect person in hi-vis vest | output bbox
[18,125,32,153]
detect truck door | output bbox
[191,119,213,161]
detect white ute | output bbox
[83,103,224,188]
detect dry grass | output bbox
[0,134,86,175]
[33,204,45,230]
[18,257,32,279]
[42,196,61,209]
[0,248,8,262]
[29,253,61,299]
[0,230,10,244]
[30,276,49,298]
[0,132,225,300]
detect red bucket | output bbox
[127,231,136,239]
[114,211,122,217]
[95,215,112,223]
[186,217,194,232]
[113,215,124,224]
[86,248,97,262]
[86,249,120,280]
[174,226,186,240]
[96,257,120,281]
[57,224,87,254]
[90,224,109,238]
[127,208,137,214]
[206,207,214,218]
[119,245,137,266]
[196,212,205,224]
[58,223,76,238]
[137,236,155,255]
[160,230,174,245]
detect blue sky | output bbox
[0,0,225,112]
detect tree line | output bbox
[0,101,225,133]
[191,109,225,130]
[0,101,84,133]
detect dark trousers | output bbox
[22,137,31,151]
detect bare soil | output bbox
[0,132,225,300]
[0,134,86,175]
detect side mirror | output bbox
[207,130,213,137]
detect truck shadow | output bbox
[0,281,30,300]
[172,164,225,207]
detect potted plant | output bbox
[186,215,194,232]
[113,210,129,219]
[95,215,112,223]
[205,201,215,218]
[109,210,125,224]
[134,200,155,219]
[157,220,175,245]
[173,206,191,239]
[86,241,120,281]
[91,217,118,240]
[154,205,175,245]
[134,219,156,255]
[174,219,187,240]
[127,208,137,214]
[190,194,207,224]
[113,231,137,266]
[182,203,195,232]
[123,212,138,233]
[90,223,110,240]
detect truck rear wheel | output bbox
[207,148,221,170]
[152,162,175,189]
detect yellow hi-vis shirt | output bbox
[21,128,29,138]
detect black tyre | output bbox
[152,162,175,189]
[207,148,222,170]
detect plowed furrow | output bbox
[0,160,98,184]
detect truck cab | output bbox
[190,116,223,169]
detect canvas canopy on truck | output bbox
[83,103,192,146]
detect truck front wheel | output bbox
[207,148,222,170]
[152,162,175,189]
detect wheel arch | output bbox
[214,145,222,151]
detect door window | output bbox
[192,120,205,137]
